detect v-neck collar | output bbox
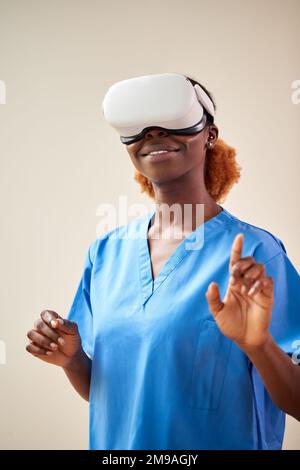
[137,204,230,306]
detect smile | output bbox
[142,149,181,162]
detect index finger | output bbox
[229,233,244,271]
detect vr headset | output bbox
[101,73,215,145]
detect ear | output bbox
[208,124,219,144]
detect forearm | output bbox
[239,333,300,421]
[62,348,92,401]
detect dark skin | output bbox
[126,124,220,223]
[26,124,300,420]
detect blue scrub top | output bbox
[67,205,300,450]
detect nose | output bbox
[144,127,169,139]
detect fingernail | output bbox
[50,342,58,350]
[51,320,57,328]
[58,337,65,346]
[46,351,53,356]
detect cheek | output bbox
[184,145,206,166]
[126,153,147,175]
[178,134,206,157]
[125,147,139,163]
[128,152,141,166]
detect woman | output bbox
[26,74,300,450]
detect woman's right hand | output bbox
[26,309,83,368]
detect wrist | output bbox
[236,332,274,358]
[63,347,89,372]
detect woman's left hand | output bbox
[205,233,274,350]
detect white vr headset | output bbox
[101,73,215,145]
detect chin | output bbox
[147,169,185,185]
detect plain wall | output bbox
[0,0,299,449]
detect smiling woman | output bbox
[133,76,241,204]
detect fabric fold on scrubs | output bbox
[66,206,300,450]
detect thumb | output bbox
[50,318,79,335]
[205,282,224,318]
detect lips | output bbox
[140,145,180,156]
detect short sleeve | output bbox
[264,251,300,356]
[66,242,95,359]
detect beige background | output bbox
[0,0,299,450]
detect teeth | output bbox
[148,150,171,155]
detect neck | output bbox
[150,167,221,230]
